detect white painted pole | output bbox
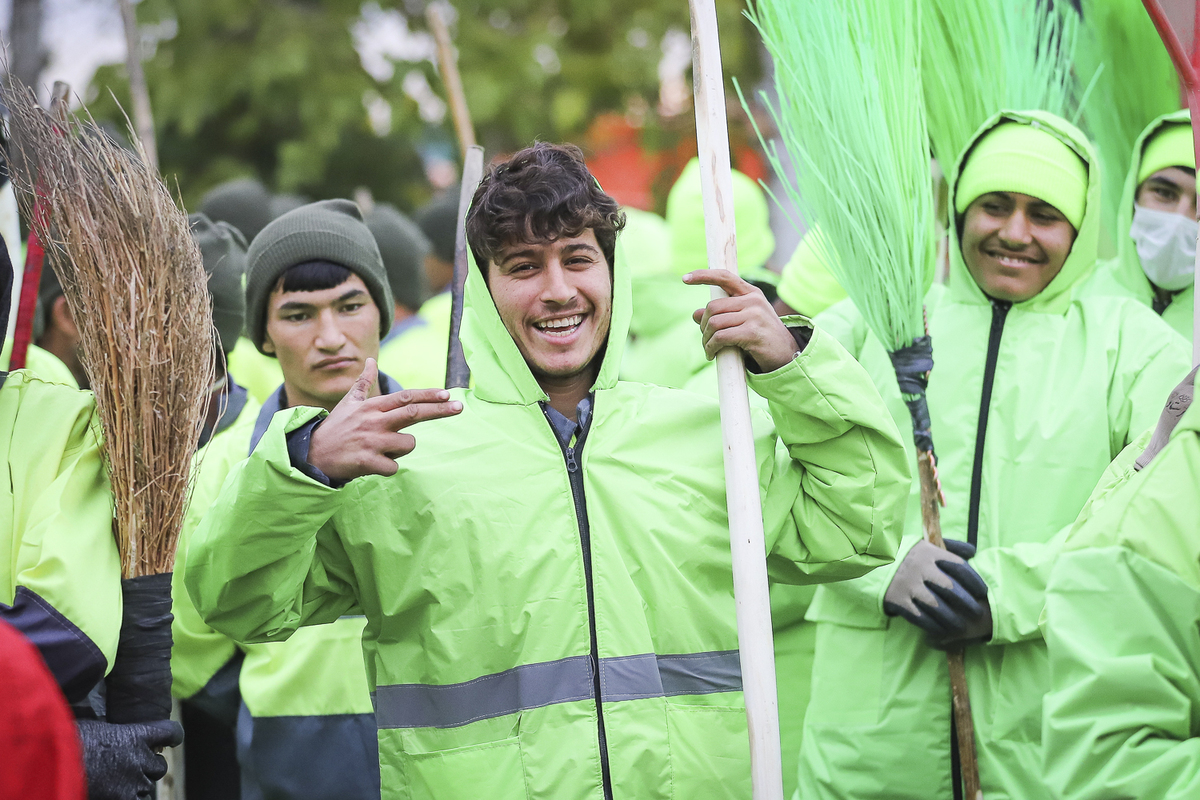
[687,2,784,798]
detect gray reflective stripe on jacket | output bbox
[374,650,742,729]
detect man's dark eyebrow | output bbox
[562,242,601,254]
[500,248,539,265]
[1147,176,1183,191]
[276,288,366,312]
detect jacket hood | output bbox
[1110,108,1194,302]
[461,232,632,406]
[948,110,1102,314]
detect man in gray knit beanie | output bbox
[243,198,396,411]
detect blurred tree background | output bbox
[77,0,766,213]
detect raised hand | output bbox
[684,269,800,372]
[308,358,463,482]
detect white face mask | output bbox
[1130,204,1198,292]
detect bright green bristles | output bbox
[922,0,1081,178]
[1076,0,1183,237]
[745,0,931,352]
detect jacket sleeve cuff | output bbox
[285,417,346,488]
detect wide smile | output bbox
[984,250,1044,269]
[532,313,587,341]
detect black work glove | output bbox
[883,539,992,649]
[78,719,183,800]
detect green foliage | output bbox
[85,0,764,212]
[1075,0,1183,237]
[921,0,1081,177]
[747,0,931,352]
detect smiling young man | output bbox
[176,199,397,800]
[1085,110,1197,344]
[797,112,1192,800]
[185,142,910,800]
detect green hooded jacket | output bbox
[1,340,78,388]
[377,316,448,390]
[797,111,1192,800]
[1042,401,1200,800]
[173,382,380,800]
[186,199,911,800]
[1081,109,1195,343]
[0,371,121,703]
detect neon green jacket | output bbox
[377,316,447,390]
[797,111,1192,800]
[1082,109,1195,344]
[187,216,911,800]
[227,338,284,405]
[1042,401,1200,800]
[1,340,78,388]
[0,371,120,703]
[173,381,379,800]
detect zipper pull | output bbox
[566,447,578,472]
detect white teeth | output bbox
[536,315,582,331]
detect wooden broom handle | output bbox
[918,451,984,800]
[688,1,784,798]
[426,4,476,155]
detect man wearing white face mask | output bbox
[1086,110,1196,343]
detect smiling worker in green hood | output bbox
[797,111,1191,800]
[1083,110,1196,344]
[186,142,911,800]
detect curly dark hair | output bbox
[466,142,625,278]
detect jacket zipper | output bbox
[951,298,1010,800]
[966,299,1011,548]
[544,410,614,800]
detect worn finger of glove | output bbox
[884,540,988,638]
[942,538,976,561]
[78,719,183,800]
[939,557,989,602]
[927,597,994,651]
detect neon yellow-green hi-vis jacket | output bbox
[377,315,447,390]
[0,340,78,388]
[0,370,120,703]
[1082,109,1195,344]
[1041,401,1200,800]
[797,111,1192,800]
[227,337,284,405]
[173,379,382,800]
[187,209,911,800]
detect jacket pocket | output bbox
[665,702,751,800]
[393,736,529,800]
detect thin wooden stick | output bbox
[426,4,476,155]
[117,0,157,171]
[445,145,483,389]
[918,451,983,800]
[688,1,783,798]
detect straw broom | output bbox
[4,80,213,723]
[745,0,982,797]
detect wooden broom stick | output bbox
[118,0,157,171]
[688,1,784,798]
[426,3,476,155]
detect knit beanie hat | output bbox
[666,158,775,276]
[269,193,310,221]
[190,213,247,354]
[955,122,1088,229]
[776,226,848,317]
[200,178,274,241]
[416,189,459,264]
[244,199,394,353]
[1138,122,1195,185]
[365,203,431,313]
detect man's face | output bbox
[1135,166,1198,220]
[262,273,381,410]
[487,229,612,382]
[960,191,1077,303]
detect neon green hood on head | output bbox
[461,213,633,406]
[621,207,706,339]
[666,158,775,276]
[948,110,1102,314]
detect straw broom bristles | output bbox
[4,81,213,578]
